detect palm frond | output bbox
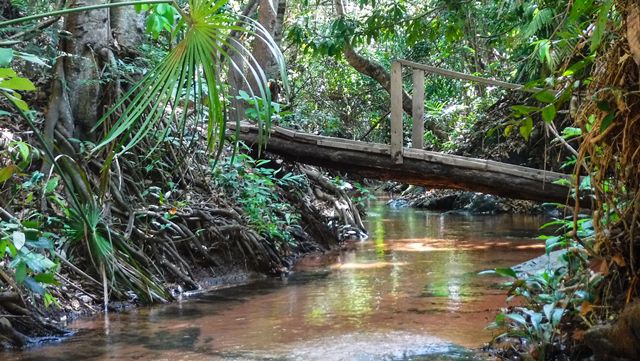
[91,0,287,159]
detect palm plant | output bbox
[1,0,287,303]
[93,0,287,159]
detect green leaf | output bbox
[600,113,615,132]
[591,0,613,52]
[541,104,557,122]
[504,124,513,137]
[23,277,45,294]
[15,51,49,67]
[0,68,17,78]
[0,48,13,67]
[45,177,59,193]
[0,77,36,91]
[5,92,29,111]
[535,90,556,103]
[12,231,26,250]
[519,117,534,141]
[506,313,528,326]
[34,272,59,285]
[15,262,27,283]
[511,105,539,115]
[26,237,54,250]
[16,141,29,162]
[0,239,7,258]
[21,251,55,272]
[495,267,518,278]
[0,165,18,183]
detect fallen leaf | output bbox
[612,254,626,267]
[580,301,593,316]
[589,257,608,276]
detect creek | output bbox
[3,198,547,360]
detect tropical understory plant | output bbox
[483,1,640,359]
[0,0,287,307]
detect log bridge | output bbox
[233,60,576,205]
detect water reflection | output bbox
[2,199,547,361]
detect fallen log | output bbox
[232,123,586,206]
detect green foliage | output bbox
[482,203,599,359]
[135,3,181,40]
[0,51,36,112]
[214,146,304,246]
[0,220,60,302]
[351,182,375,208]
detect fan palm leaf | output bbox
[92,0,287,160]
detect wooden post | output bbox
[411,69,425,149]
[390,61,403,164]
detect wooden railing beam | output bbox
[411,69,425,149]
[390,61,404,164]
[397,59,546,94]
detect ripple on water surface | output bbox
[2,200,547,361]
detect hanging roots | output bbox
[575,0,640,313]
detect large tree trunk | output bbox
[58,0,111,140]
[252,0,279,80]
[110,0,147,57]
[228,0,260,123]
[248,0,286,101]
[45,1,144,146]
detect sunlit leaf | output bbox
[541,104,556,122]
[0,77,36,91]
[0,48,13,67]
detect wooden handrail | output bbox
[389,60,546,164]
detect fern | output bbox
[523,8,555,39]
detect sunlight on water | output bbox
[2,198,548,361]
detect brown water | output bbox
[3,200,547,361]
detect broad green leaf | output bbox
[5,92,29,111]
[34,272,59,285]
[45,177,59,193]
[0,68,16,78]
[0,48,13,67]
[21,251,56,272]
[0,165,18,183]
[591,0,613,52]
[27,237,54,250]
[541,104,557,122]
[519,117,533,141]
[504,124,513,137]
[535,90,556,103]
[12,231,26,250]
[511,105,539,115]
[14,262,26,283]
[600,113,615,132]
[495,267,518,278]
[23,276,45,294]
[506,313,527,326]
[15,51,49,67]
[16,141,29,162]
[0,77,36,91]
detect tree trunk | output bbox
[46,1,146,146]
[228,0,260,122]
[248,0,286,101]
[110,0,147,57]
[58,0,111,141]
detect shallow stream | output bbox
[4,199,547,360]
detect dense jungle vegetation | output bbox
[0,0,639,360]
